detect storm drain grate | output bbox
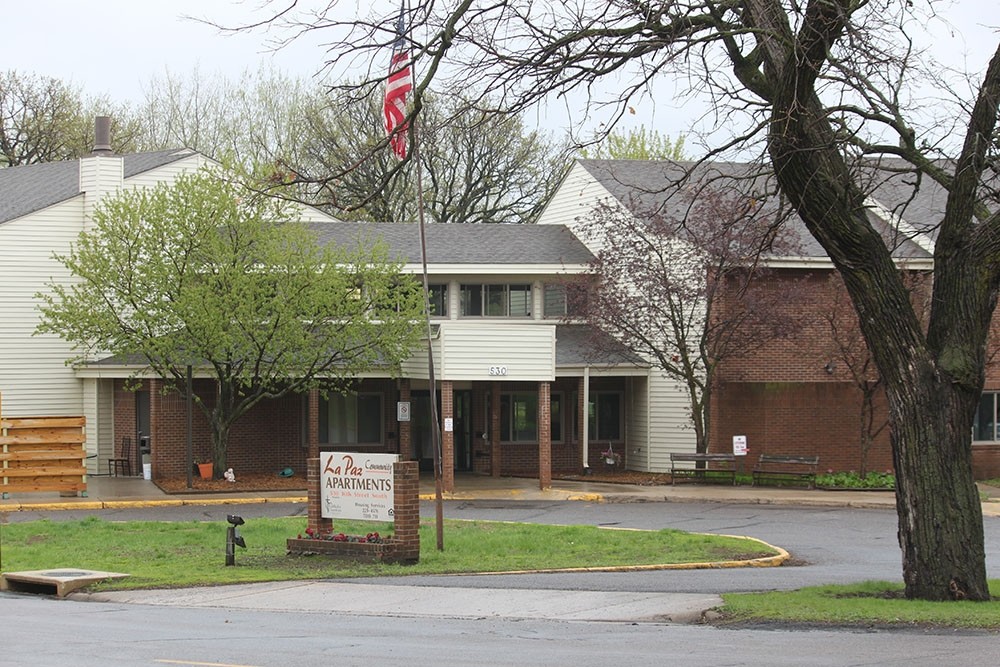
[1,568,129,597]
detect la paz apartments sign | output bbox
[321,452,398,521]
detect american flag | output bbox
[383,6,411,160]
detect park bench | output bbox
[752,454,819,488]
[670,452,737,485]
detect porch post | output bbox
[490,382,502,477]
[441,380,454,493]
[539,381,551,489]
[306,388,331,535]
[308,388,319,459]
[399,379,412,460]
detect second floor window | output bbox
[460,284,532,317]
[428,284,448,317]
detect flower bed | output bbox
[286,529,417,564]
[286,536,415,564]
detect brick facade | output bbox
[711,267,1000,478]
[113,375,610,482]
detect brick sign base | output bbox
[285,537,415,564]
[286,458,420,564]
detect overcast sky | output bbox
[2,1,998,149]
[3,1,327,97]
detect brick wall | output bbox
[712,381,893,474]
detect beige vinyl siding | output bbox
[439,323,555,382]
[534,162,617,254]
[81,377,114,474]
[399,336,442,380]
[291,202,341,223]
[79,154,123,230]
[646,370,697,471]
[0,198,87,416]
[625,374,650,471]
[124,153,207,191]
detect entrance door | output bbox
[411,391,435,471]
[412,390,472,471]
[454,390,472,471]
[136,390,151,455]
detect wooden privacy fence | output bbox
[1,414,87,498]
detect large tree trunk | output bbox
[758,0,991,599]
[767,134,991,601]
[890,375,986,600]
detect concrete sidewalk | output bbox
[3,473,1000,515]
[77,580,723,624]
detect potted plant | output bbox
[601,445,621,467]
[197,461,213,480]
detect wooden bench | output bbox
[752,455,819,488]
[670,452,737,485]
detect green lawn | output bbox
[8,516,996,630]
[0,516,778,590]
[720,581,1000,629]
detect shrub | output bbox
[815,470,895,490]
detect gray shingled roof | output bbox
[576,159,935,260]
[308,221,595,265]
[555,324,648,368]
[0,149,195,224]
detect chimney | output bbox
[92,116,113,155]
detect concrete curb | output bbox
[0,496,309,512]
[451,534,789,575]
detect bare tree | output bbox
[568,185,803,456]
[0,70,141,166]
[138,68,570,223]
[821,274,888,477]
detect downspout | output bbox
[582,366,590,470]
[646,366,652,471]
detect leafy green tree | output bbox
[581,128,686,160]
[38,169,424,476]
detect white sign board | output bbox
[732,435,748,456]
[444,417,453,432]
[321,452,398,521]
[397,401,411,422]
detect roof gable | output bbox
[0,149,195,224]
[573,159,936,261]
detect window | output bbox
[589,391,622,441]
[500,392,538,443]
[544,284,567,318]
[428,284,448,317]
[320,393,382,445]
[460,284,483,316]
[499,391,566,443]
[974,393,1000,442]
[551,392,563,442]
[460,284,532,317]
